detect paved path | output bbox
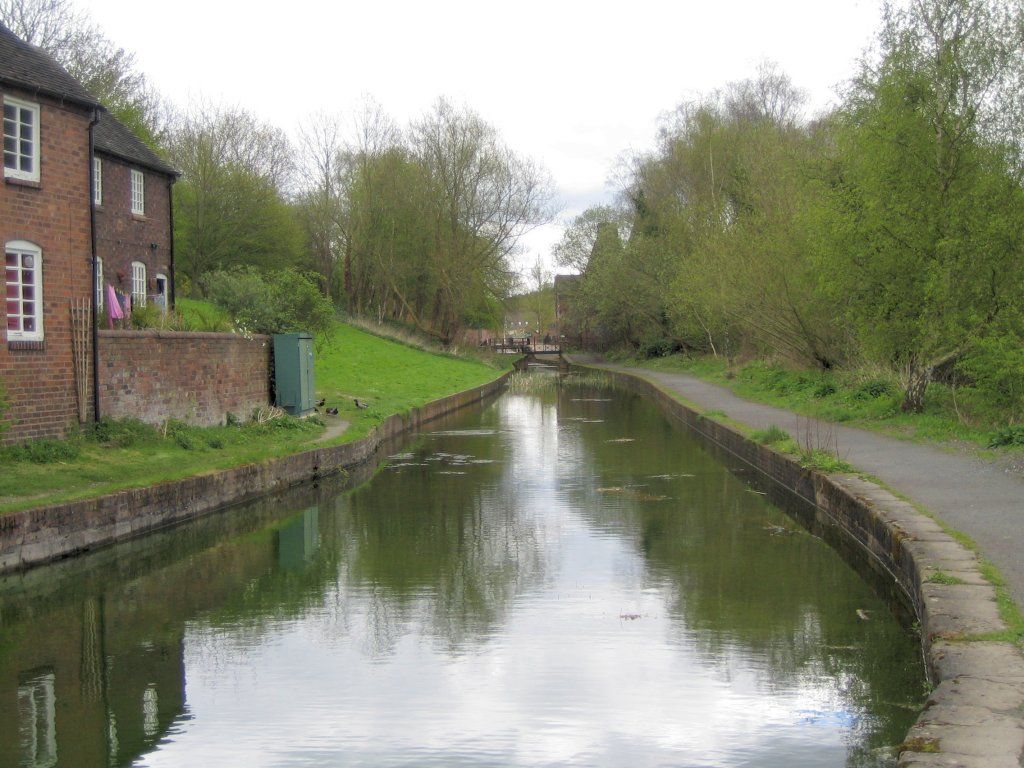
[574,357,1024,608]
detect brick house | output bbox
[93,112,178,313]
[0,23,177,443]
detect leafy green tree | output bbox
[168,106,305,282]
[821,0,1024,410]
[320,99,552,344]
[410,98,554,342]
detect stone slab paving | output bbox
[574,358,1024,609]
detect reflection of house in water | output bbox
[0,592,186,767]
[0,485,332,767]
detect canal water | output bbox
[0,377,926,767]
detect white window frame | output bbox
[93,156,102,205]
[131,260,146,307]
[95,256,104,311]
[130,168,145,215]
[5,240,44,342]
[3,96,40,182]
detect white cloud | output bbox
[88,0,882,272]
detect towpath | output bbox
[572,356,1024,609]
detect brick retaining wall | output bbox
[97,330,270,426]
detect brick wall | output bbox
[97,330,270,426]
[93,156,173,308]
[0,89,94,444]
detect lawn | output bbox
[0,319,509,513]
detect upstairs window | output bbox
[131,169,144,214]
[3,97,40,182]
[93,157,102,205]
[131,261,146,307]
[5,240,43,341]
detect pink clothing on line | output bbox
[106,285,124,320]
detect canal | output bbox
[0,376,926,767]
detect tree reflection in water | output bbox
[0,380,924,768]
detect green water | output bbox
[0,380,926,767]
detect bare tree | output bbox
[0,0,163,143]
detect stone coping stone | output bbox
[98,329,269,341]
[570,362,1024,768]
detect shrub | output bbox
[2,438,81,464]
[852,379,894,400]
[130,302,164,329]
[751,425,791,444]
[640,337,681,359]
[813,382,837,398]
[175,299,233,332]
[201,267,335,342]
[165,420,223,451]
[989,425,1024,448]
[958,335,1024,423]
[87,417,160,447]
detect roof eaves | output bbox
[0,75,101,110]
[94,147,179,178]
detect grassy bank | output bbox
[620,354,1023,453]
[0,320,509,514]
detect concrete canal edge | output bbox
[574,363,1024,768]
[0,371,511,575]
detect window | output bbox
[131,261,146,307]
[130,168,144,214]
[5,240,43,341]
[3,97,39,182]
[95,257,103,311]
[93,156,102,205]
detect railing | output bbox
[492,342,562,355]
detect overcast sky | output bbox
[87,0,883,276]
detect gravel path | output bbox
[574,357,1024,609]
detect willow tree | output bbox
[823,0,1024,411]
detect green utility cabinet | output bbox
[273,332,316,416]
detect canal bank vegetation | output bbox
[558,0,1024,445]
[633,355,1021,451]
[0,320,505,513]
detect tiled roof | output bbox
[0,22,99,108]
[94,112,177,177]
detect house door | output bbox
[154,273,167,313]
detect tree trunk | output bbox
[902,359,931,413]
